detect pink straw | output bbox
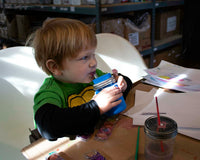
[155,96,164,152]
[155,96,161,125]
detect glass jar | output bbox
[144,116,177,160]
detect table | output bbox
[21,83,200,160]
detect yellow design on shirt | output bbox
[68,86,95,108]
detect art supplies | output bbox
[135,126,140,160]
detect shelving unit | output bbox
[0,0,184,67]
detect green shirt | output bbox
[33,69,105,116]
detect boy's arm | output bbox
[35,100,100,141]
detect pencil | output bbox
[135,126,140,160]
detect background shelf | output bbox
[0,0,184,68]
[154,34,182,52]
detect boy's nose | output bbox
[89,57,97,68]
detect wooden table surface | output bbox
[21,83,200,160]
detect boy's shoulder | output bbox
[36,77,63,96]
[40,76,58,89]
[33,77,64,114]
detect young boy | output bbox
[31,18,132,141]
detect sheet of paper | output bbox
[124,89,200,140]
[124,89,157,116]
[143,60,200,92]
[178,128,200,140]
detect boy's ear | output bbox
[46,59,62,76]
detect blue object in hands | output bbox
[93,73,126,116]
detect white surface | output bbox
[0,46,47,159]
[95,54,112,73]
[96,33,147,83]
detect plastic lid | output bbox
[144,116,177,140]
[93,73,112,84]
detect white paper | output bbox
[128,32,139,46]
[167,16,177,32]
[124,89,157,116]
[124,89,200,140]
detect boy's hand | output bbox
[112,69,127,92]
[93,86,122,114]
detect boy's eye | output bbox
[80,56,89,60]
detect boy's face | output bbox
[60,47,97,83]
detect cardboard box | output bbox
[87,0,120,5]
[16,15,31,41]
[153,45,182,67]
[62,0,71,4]
[6,15,18,39]
[155,9,181,40]
[101,18,124,38]
[70,0,87,5]
[53,0,62,4]
[39,0,52,4]
[90,18,125,37]
[0,27,8,39]
[124,13,151,52]
[90,14,151,52]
